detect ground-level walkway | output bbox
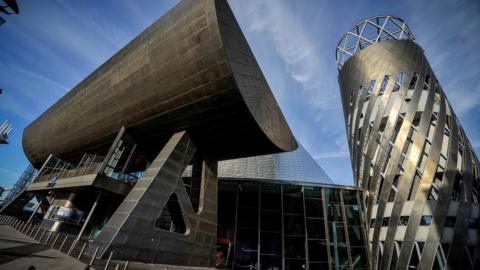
[0,224,89,270]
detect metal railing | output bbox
[0,214,128,270]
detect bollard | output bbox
[12,219,18,228]
[58,235,69,252]
[25,223,32,234]
[89,246,100,266]
[27,225,36,237]
[39,229,47,242]
[67,239,77,255]
[28,225,35,237]
[33,226,42,239]
[77,241,87,260]
[44,231,53,244]
[51,233,61,248]
[104,251,113,270]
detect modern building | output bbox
[216,179,367,270]
[1,0,356,269]
[337,16,480,270]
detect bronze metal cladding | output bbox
[91,130,219,266]
[338,16,480,270]
[22,0,297,168]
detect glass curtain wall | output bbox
[217,180,369,270]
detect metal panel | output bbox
[22,0,297,167]
[337,27,480,270]
[91,131,218,267]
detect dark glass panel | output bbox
[398,216,409,226]
[328,222,347,243]
[382,217,390,226]
[329,243,349,267]
[408,244,420,269]
[283,194,304,214]
[308,240,329,262]
[285,259,307,270]
[350,247,369,269]
[260,232,281,255]
[342,190,358,205]
[304,186,322,199]
[444,216,456,227]
[347,226,365,246]
[284,236,306,259]
[284,215,305,236]
[238,186,259,209]
[468,218,479,229]
[283,184,303,195]
[309,262,330,270]
[261,210,282,232]
[344,205,361,225]
[237,206,259,228]
[307,218,326,239]
[326,204,344,222]
[305,198,324,218]
[261,183,281,211]
[218,190,237,226]
[324,188,341,204]
[260,255,282,270]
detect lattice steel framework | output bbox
[0,165,37,207]
[337,16,480,270]
[336,16,415,70]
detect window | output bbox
[423,75,431,90]
[367,80,376,96]
[396,72,405,85]
[398,216,409,226]
[444,216,456,227]
[420,215,433,226]
[379,75,390,95]
[409,72,419,89]
[382,217,390,226]
[468,218,479,229]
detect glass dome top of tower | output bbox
[336,15,415,70]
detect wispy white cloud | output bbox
[233,0,339,112]
[55,0,131,49]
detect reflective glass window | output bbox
[284,215,305,236]
[350,247,369,269]
[347,226,365,246]
[344,205,362,225]
[328,222,347,243]
[307,218,326,239]
[343,190,358,205]
[330,243,349,268]
[308,240,329,262]
[305,198,324,218]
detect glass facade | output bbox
[217,145,332,184]
[216,180,369,270]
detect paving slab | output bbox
[0,225,90,270]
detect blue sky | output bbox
[0,0,479,189]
